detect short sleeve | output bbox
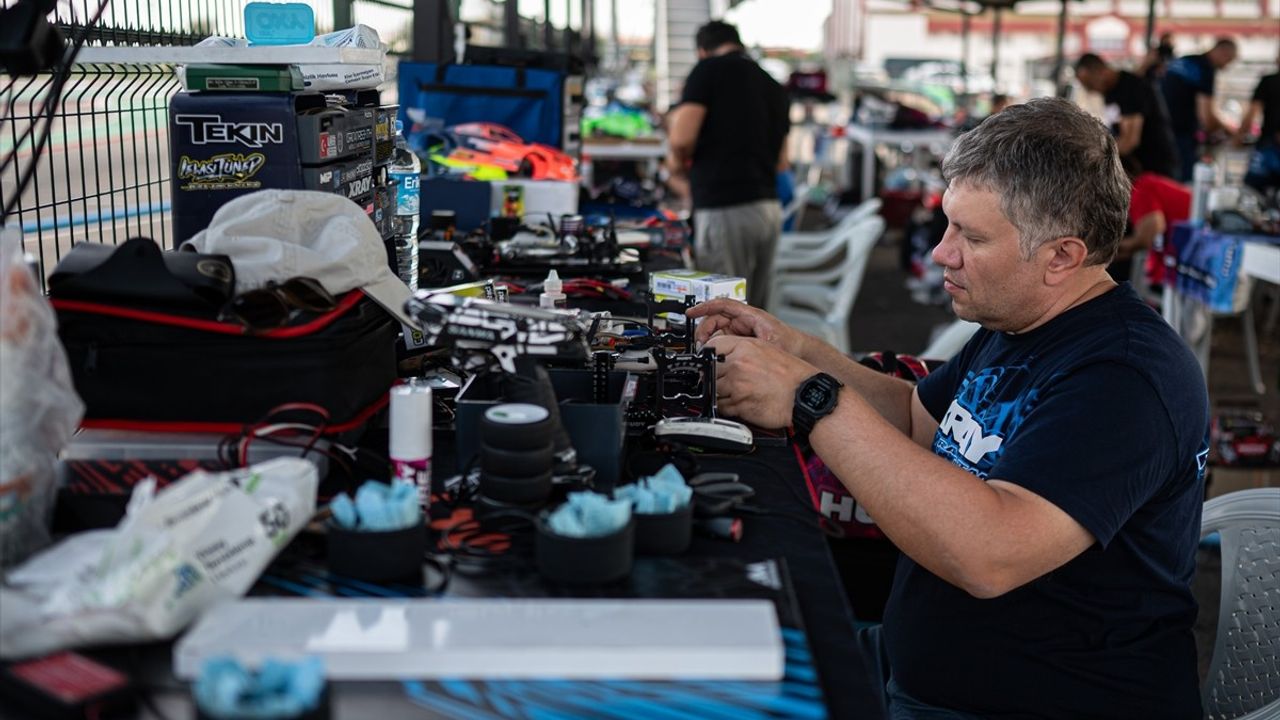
[1196,61,1216,96]
[680,60,714,107]
[1255,75,1279,103]
[987,362,1176,547]
[916,329,989,422]
[1114,77,1144,116]
[1129,177,1160,225]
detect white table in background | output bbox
[843,124,955,203]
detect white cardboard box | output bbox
[490,179,578,219]
[650,269,747,305]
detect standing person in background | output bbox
[1161,38,1238,182]
[1076,53,1179,178]
[1236,54,1280,194]
[1138,33,1177,84]
[666,20,790,310]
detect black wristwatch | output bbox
[792,373,844,443]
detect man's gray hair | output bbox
[941,97,1130,265]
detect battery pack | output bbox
[0,652,135,720]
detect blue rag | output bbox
[547,491,632,538]
[194,656,325,720]
[615,463,692,514]
[329,479,421,531]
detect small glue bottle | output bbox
[539,269,567,309]
[390,378,433,509]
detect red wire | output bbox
[237,403,331,466]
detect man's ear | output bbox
[1043,236,1090,286]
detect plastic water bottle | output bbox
[1190,159,1214,224]
[388,120,421,291]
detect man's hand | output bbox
[706,335,818,429]
[688,298,807,356]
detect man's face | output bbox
[1075,68,1102,93]
[932,183,1052,332]
[1210,46,1237,69]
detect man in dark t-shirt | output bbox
[1076,53,1178,177]
[687,99,1208,718]
[666,20,790,309]
[1237,56,1280,193]
[1162,38,1238,180]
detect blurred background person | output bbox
[665,20,790,309]
[1161,38,1238,181]
[1076,53,1178,178]
[1236,53,1280,196]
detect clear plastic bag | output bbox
[0,229,84,568]
[0,458,317,659]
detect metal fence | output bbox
[0,0,415,290]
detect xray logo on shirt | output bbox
[933,364,1043,478]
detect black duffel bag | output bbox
[50,238,398,431]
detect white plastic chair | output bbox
[1200,488,1280,720]
[780,182,810,231]
[771,216,885,354]
[778,198,882,254]
[920,319,982,362]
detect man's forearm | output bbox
[797,333,916,435]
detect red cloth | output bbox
[1129,172,1191,285]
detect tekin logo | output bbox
[175,114,284,148]
[939,399,1004,463]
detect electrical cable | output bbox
[696,453,846,538]
[1,0,110,223]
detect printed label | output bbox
[390,170,420,216]
[174,114,283,148]
[207,77,260,91]
[392,457,432,508]
[177,152,266,190]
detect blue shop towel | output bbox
[615,463,692,514]
[194,656,325,719]
[547,491,632,538]
[329,480,420,531]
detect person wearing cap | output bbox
[1075,53,1178,178]
[1161,37,1238,181]
[688,99,1207,718]
[665,20,790,310]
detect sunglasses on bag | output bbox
[220,277,339,330]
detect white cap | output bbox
[183,190,416,327]
[543,269,562,293]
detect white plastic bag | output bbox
[175,25,387,91]
[0,228,84,568]
[0,458,317,659]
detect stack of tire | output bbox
[478,403,554,506]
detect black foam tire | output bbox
[480,441,554,477]
[480,469,554,505]
[481,405,553,451]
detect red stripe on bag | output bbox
[80,392,390,436]
[51,290,367,337]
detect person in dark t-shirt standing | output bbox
[1076,53,1178,177]
[1162,38,1238,181]
[1237,54,1280,193]
[666,20,790,310]
[687,99,1209,718]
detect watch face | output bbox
[801,382,830,409]
[800,376,836,412]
